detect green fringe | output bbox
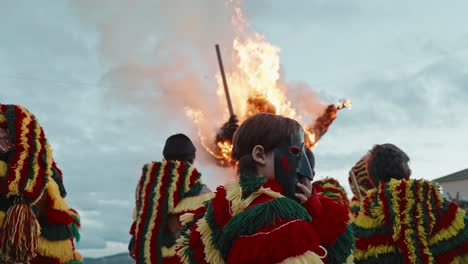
[325,225,355,264]
[219,197,311,259]
[71,222,80,242]
[40,223,74,241]
[239,172,266,198]
[351,222,392,239]
[70,213,81,242]
[430,215,468,256]
[51,167,67,198]
[205,202,224,254]
[178,212,203,264]
[64,261,83,264]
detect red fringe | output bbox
[149,162,171,264]
[46,208,74,225]
[134,163,160,261]
[309,195,349,246]
[5,107,26,191]
[30,256,61,264]
[129,221,136,235]
[395,180,412,264]
[432,202,458,234]
[189,168,199,188]
[188,225,208,264]
[211,186,231,227]
[0,203,40,262]
[227,219,321,264]
[434,241,468,263]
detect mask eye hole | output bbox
[289,146,301,156]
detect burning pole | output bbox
[215,44,234,117]
[214,44,238,167]
[307,99,352,148]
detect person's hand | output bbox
[295,177,312,204]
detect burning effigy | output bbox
[186,0,351,167]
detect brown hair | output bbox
[232,113,302,175]
[367,143,411,185]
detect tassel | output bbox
[0,203,40,261]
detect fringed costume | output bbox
[352,179,468,264]
[0,104,82,264]
[348,158,373,219]
[312,177,350,207]
[177,174,354,264]
[129,160,213,264]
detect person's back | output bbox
[352,144,468,263]
[0,104,82,264]
[128,134,212,263]
[177,113,354,264]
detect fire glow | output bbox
[186,0,351,166]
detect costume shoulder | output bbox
[313,177,350,207]
[353,179,468,263]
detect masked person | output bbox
[352,143,468,264]
[347,157,373,219]
[129,134,213,263]
[177,113,353,264]
[0,104,82,264]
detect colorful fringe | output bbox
[177,176,353,263]
[131,160,209,264]
[348,157,373,201]
[352,179,468,264]
[0,104,50,203]
[313,177,350,207]
[0,104,82,263]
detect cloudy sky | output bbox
[1,0,467,258]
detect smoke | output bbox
[71,0,330,186]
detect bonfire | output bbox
[186,0,351,167]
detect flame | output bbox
[185,1,351,166]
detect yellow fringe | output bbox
[0,113,5,123]
[167,161,182,212]
[0,160,7,178]
[37,237,83,262]
[9,111,32,195]
[353,211,381,229]
[132,207,137,221]
[24,123,42,192]
[429,207,466,245]
[162,244,177,257]
[226,182,283,216]
[197,217,225,264]
[450,254,468,264]
[46,178,69,211]
[179,213,194,225]
[354,244,395,260]
[173,192,214,214]
[0,210,5,227]
[345,252,354,264]
[278,251,324,264]
[400,181,417,263]
[184,166,195,194]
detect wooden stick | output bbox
[215,44,234,117]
